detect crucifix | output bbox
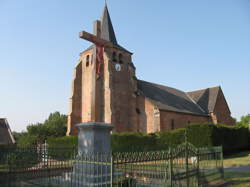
[79,20,113,76]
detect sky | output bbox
[0,0,249,132]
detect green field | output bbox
[224,151,250,187]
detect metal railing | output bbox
[0,143,223,186]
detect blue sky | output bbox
[0,0,249,132]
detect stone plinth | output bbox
[76,122,113,154]
[67,122,115,186]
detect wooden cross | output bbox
[79,30,113,75]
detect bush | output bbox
[47,136,78,159]
[212,124,249,153]
[7,147,39,170]
[157,128,185,148]
[47,136,78,147]
[186,123,249,154]
[111,132,158,152]
[47,123,250,155]
[186,123,215,147]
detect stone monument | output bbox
[64,122,114,186]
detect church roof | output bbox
[101,5,117,45]
[187,86,221,113]
[137,80,207,116]
[0,118,15,144]
[81,5,132,54]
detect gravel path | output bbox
[224,165,250,173]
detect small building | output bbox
[0,118,15,144]
[67,5,235,135]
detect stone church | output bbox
[67,5,235,136]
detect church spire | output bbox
[101,5,118,45]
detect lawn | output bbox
[223,151,250,187]
[224,172,250,187]
[224,151,250,168]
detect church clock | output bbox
[115,63,121,72]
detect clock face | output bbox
[115,64,121,72]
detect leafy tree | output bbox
[16,132,38,147]
[43,112,67,137]
[17,112,67,146]
[237,114,250,127]
[27,123,49,142]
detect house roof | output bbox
[137,80,208,116]
[187,86,220,113]
[0,118,15,144]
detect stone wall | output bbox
[212,90,235,125]
[67,60,82,135]
[105,48,137,132]
[159,110,210,131]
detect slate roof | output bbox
[187,86,221,113]
[0,118,15,144]
[137,80,208,115]
[81,5,132,54]
[101,5,118,45]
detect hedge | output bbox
[47,136,78,147]
[186,123,249,153]
[112,132,159,152]
[157,128,185,148]
[47,123,250,154]
[47,136,78,159]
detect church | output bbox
[67,5,235,136]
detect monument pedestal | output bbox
[70,122,115,186]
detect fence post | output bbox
[168,147,173,187]
[197,148,200,187]
[185,141,189,187]
[110,154,113,187]
[220,146,224,180]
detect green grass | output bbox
[223,151,250,186]
[224,151,250,168]
[224,171,250,187]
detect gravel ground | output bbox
[224,165,250,173]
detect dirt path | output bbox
[224,165,250,173]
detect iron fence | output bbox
[0,143,223,186]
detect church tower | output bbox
[67,5,137,135]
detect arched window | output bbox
[119,53,123,64]
[112,52,117,62]
[86,55,90,67]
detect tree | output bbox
[43,112,67,137]
[17,112,67,146]
[237,114,250,127]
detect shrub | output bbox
[47,136,78,160]
[185,123,249,154]
[7,147,39,170]
[47,136,78,147]
[111,132,158,152]
[47,123,250,155]
[157,128,185,148]
[186,123,215,147]
[212,124,249,153]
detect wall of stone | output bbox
[136,97,161,133]
[159,110,210,131]
[212,90,235,125]
[67,60,82,136]
[81,49,95,122]
[105,48,137,132]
